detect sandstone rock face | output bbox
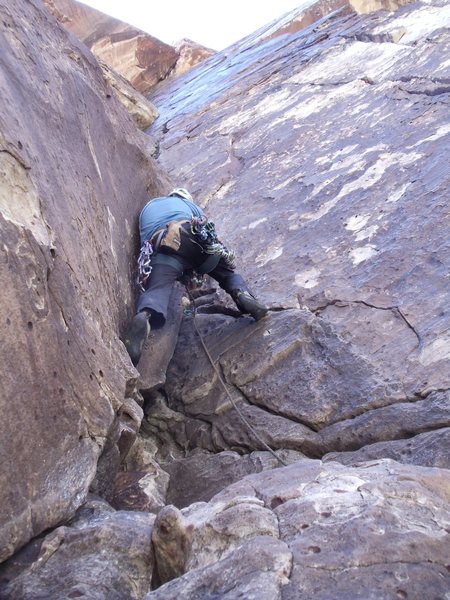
[172,38,215,78]
[2,0,450,598]
[137,2,450,594]
[147,536,292,600]
[323,427,450,468]
[164,309,385,454]
[155,307,449,506]
[0,498,155,599]
[99,61,159,130]
[147,0,450,466]
[0,0,169,562]
[43,0,215,93]
[165,449,305,508]
[218,0,416,50]
[146,460,449,598]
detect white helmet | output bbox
[169,188,193,201]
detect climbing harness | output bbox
[190,216,236,270]
[138,216,236,291]
[185,287,287,468]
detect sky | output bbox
[80,0,305,51]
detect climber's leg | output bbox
[124,262,180,366]
[209,259,268,321]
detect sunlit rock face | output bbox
[172,38,215,77]
[98,61,159,130]
[0,0,170,563]
[43,0,215,93]
[226,0,416,48]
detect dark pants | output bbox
[137,227,247,328]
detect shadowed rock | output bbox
[0,498,155,600]
[165,449,305,508]
[0,0,169,561]
[111,463,170,513]
[323,426,450,468]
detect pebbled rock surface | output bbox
[43,0,215,94]
[0,0,169,562]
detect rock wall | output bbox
[144,460,450,599]
[1,0,450,598]
[0,0,170,563]
[221,0,416,50]
[148,0,450,404]
[43,0,215,94]
[138,0,450,593]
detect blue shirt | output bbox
[139,196,204,245]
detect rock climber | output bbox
[124,188,268,366]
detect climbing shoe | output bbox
[232,290,268,321]
[124,311,150,366]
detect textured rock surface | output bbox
[319,389,450,452]
[0,498,155,599]
[148,0,450,400]
[2,0,450,598]
[231,0,416,49]
[43,0,215,93]
[112,463,170,513]
[172,38,215,78]
[146,536,292,600]
[147,460,449,598]
[323,427,450,468]
[0,0,169,561]
[163,309,393,455]
[99,61,159,129]
[165,449,305,508]
[146,0,450,469]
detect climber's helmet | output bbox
[169,188,193,201]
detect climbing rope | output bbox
[186,287,288,467]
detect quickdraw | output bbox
[137,239,153,291]
[190,216,236,270]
